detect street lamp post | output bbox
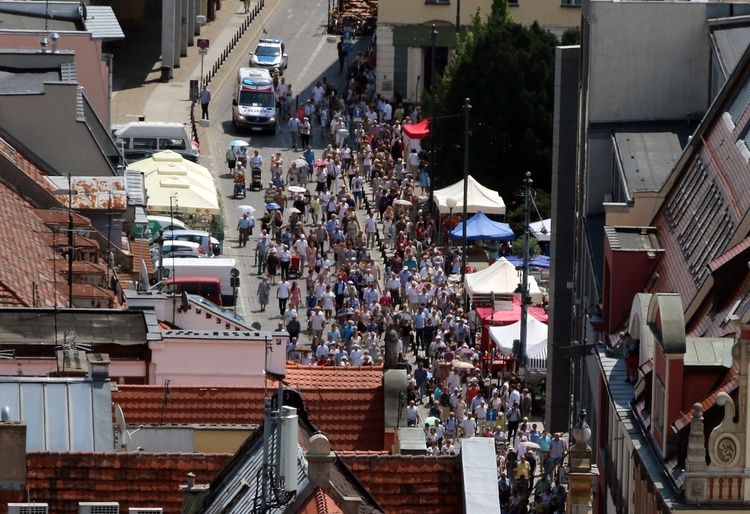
[460,98,471,293]
[455,0,461,32]
[428,25,437,210]
[519,172,532,377]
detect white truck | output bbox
[155,257,240,307]
[232,68,277,134]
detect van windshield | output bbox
[239,91,275,107]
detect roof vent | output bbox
[8,504,48,514]
[1,406,9,421]
[128,509,163,514]
[50,33,59,53]
[78,502,119,514]
[39,37,49,53]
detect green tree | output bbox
[505,188,551,235]
[429,0,560,201]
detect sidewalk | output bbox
[112,0,276,125]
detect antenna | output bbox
[114,404,142,451]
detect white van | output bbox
[232,68,277,133]
[114,122,200,162]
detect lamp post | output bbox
[460,98,471,294]
[519,172,532,378]
[428,25,437,210]
[455,0,461,32]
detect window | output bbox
[132,137,157,150]
[726,74,750,126]
[159,138,187,151]
[424,0,450,4]
[562,0,581,5]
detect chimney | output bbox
[0,407,27,490]
[88,353,111,381]
[181,472,210,514]
[306,434,335,487]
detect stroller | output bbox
[251,167,263,191]
[233,172,246,199]
[289,253,301,279]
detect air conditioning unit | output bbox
[8,504,49,514]
[129,510,163,514]
[78,503,119,514]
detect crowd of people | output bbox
[231,42,564,510]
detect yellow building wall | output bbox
[379,0,579,31]
[194,428,255,453]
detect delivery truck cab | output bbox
[232,68,277,134]
[155,257,239,306]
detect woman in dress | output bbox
[306,242,318,274]
[266,247,279,284]
[289,281,302,310]
[257,277,271,312]
[321,284,336,320]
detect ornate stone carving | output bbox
[707,392,743,468]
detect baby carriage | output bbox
[251,167,263,191]
[289,254,301,279]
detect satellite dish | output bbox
[180,291,190,311]
[79,1,88,20]
[115,404,132,450]
[251,322,262,331]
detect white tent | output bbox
[433,175,506,215]
[530,219,551,242]
[488,315,548,356]
[464,258,543,304]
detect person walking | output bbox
[337,37,347,73]
[199,84,211,120]
[237,213,253,247]
[243,0,251,13]
[226,146,237,176]
[288,115,300,152]
[257,277,271,312]
[277,277,291,315]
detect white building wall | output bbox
[406,46,424,102]
[376,25,395,98]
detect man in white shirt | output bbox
[349,344,364,366]
[277,278,291,315]
[461,413,477,438]
[294,235,308,271]
[312,82,325,105]
[406,400,420,427]
[309,306,326,340]
[364,211,378,248]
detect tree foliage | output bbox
[429,0,560,202]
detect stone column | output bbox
[566,409,598,514]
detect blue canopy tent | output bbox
[504,255,550,269]
[449,211,515,241]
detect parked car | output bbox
[150,240,205,260]
[157,229,220,256]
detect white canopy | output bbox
[530,219,551,242]
[127,151,219,215]
[464,257,543,304]
[433,175,506,215]
[488,315,548,358]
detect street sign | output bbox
[352,106,363,122]
[197,39,209,50]
[342,30,353,53]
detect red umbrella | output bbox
[314,160,329,167]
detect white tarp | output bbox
[433,175,506,215]
[464,258,543,304]
[488,315,548,357]
[530,219,551,242]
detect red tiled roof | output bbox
[116,365,387,452]
[0,186,68,308]
[670,361,740,432]
[283,364,385,451]
[284,363,385,389]
[295,487,340,514]
[0,451,231,514]
[340,454,463,514]
[129,239,155,274]
[114,385,267,425]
